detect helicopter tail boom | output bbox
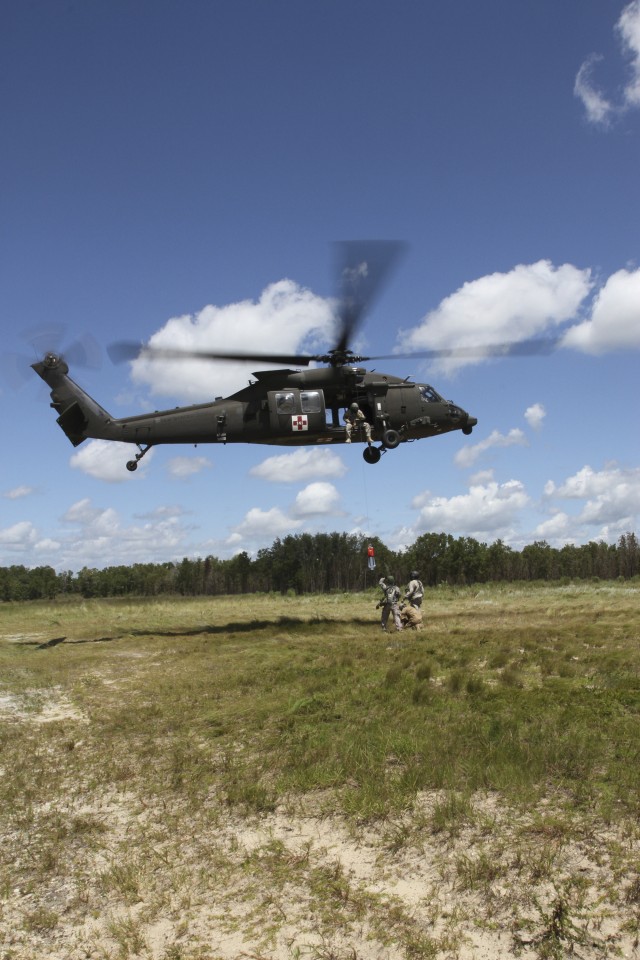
[32,354,113,447]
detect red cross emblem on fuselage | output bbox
[291,415,308,431]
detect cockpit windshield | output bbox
[419,385,441,403]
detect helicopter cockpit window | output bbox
[419,385,441,403]
[300,391,322,414]
[275,392,296,414]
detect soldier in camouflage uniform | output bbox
[400,603,423,630]
[344,402,372,444]
[404,570,424,609]
[377,576,403,632]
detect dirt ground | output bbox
[3,702,640,960]
[2,619,640,959]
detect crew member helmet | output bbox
[410,570,419,579]
[349,402,359,412]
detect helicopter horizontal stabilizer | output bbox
[32,354,113,447]
[56,401,88,447]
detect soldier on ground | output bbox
[404,570,424,609]
[377,575,403,632]
[400,603,423,631]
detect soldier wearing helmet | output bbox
[404,570,424,609]
[377,575,403,632]
[344,402,372,445]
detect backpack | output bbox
[383,584,400,604]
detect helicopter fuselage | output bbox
[32,355,477,469]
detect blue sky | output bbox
[1,0,639,572]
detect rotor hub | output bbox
[318,348,370,367]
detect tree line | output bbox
[1,531,638,602]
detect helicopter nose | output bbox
[462,414,477,436]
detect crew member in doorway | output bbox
[344,402,372,445]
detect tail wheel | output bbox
[125,444,152,472]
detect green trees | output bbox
[258,533,368,593]
[618,532,640,578]
[0,531,638,601]
[0,565,59,600]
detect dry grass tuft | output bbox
[1,582,640,957]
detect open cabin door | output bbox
[268,389,326,438]
[365,383,390,434]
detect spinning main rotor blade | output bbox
[108,342,317,367]
[108,335,561,371]
[332,240,406,355]
[109,242,406,370]
[367,337,561,363]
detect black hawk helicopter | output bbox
[30,243,553,471]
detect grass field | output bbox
[1,582,640,959]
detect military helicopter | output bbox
[30,243,553,471]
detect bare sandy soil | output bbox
[2,618,640,960]
[2,693,640,960]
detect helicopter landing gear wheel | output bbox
[462,425,473,435]
[382,429,400,449]
[125,443,153,473]
[363,445,382,464]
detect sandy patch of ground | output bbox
[3,779,640,960]
[1,636,639,958]
[0,688,87,724]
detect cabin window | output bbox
[419,385,440,403]
[275,392,296,414]
[300,391,322,414]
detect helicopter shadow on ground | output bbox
[9,635,116,650]
[127,615,376,640]
[26,616,377,649]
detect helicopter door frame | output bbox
[268,388,326,439]
[364,384,390,439]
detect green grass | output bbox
[1,582,640,958]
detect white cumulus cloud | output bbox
[291,482,342,517]
[3,485,35,500]
[554,464,640,525]
[62,498,120,536]
[575,1,640,125]
[574,55,615,126]
[619,0,640,105]
[228,506,302,545]
[534,513,572,540]
[166,456,212,479]
[540,464,640,542]
[396,261,592,375]
[524,403,546,431]
[35,538,61,553]
[250,447,347,483]
[411,479,530,538]
[129,280,335,402]
[454,428,528,468]
[70,439,153,482]
[58,498,190,569]
[0,520,38,549]
[561,267,640,353]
